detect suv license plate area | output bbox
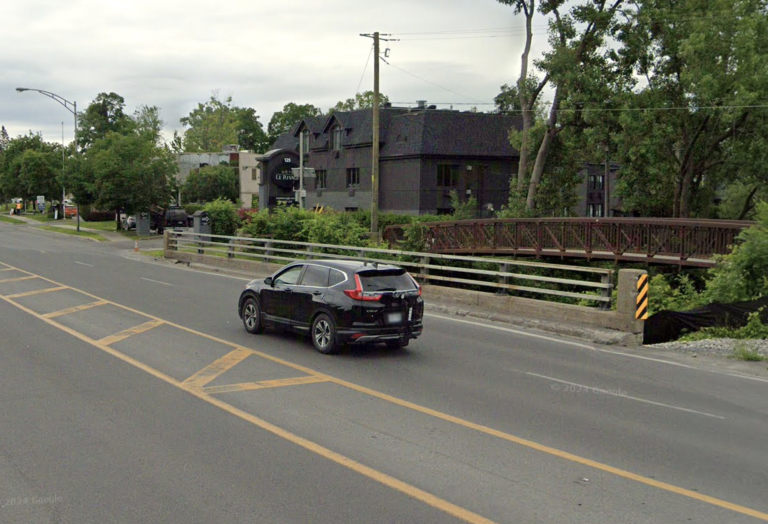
[385,311,403,325]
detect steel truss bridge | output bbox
[383,218,752,267]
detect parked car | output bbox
[122,215,136,230]
[238,260,424,354]
[163,206,189,228]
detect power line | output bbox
[380,57,484,104]
[355,44,374,95]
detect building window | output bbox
[587,203,605,217]
[301,130,310,154]
[315,170,327,190]
[346,168,360,188]
[251,168,258,180]
[589,174,605,191]
[437,164,459,187]
[332,126,342,151]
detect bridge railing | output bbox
[383,218,750,266]
[165,231,615,307]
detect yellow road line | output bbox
[43,300,109,319]
[2,262,767,522]
[5,286,68,299]
[0,276,496,524]
[0,275,38,284]
[98,319,164,346]
[181,347,252,389]
[204,375,329,395]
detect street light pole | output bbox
[16,87,80,230]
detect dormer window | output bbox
[331,125,342,151]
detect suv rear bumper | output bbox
[337,324,423,345]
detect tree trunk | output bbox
[737,186,759,221]
[678,165,695,218]
[516,1,535,192]
[526,88,560,211]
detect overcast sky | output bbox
[2,0,551,147]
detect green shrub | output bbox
[184,203,204,216]
[704,202,768,303]
[203,198,240,238]
[648,273,705,315]
[304,211,369,250]
[240,205,315,242]
[680,310,768,342]
[448,190,478,220]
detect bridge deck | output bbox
[383,218,752,267]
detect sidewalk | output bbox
[5,212,130,242]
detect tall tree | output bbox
[86,131,177,216]
[497,0,552,202]
[330,91,389,113]
[267,103,322,144]
[613,0,768,217]
[233,107,269,153]
[0,126,9,152]
[519,0,627,211]
[180,93,238,152]
[133,105,165,146]
[0,133,62,202]
[77,92,135,151]
[182,164,239,203]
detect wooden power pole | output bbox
[361,32,390,237]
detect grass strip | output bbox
[39,226,108,242]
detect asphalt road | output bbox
[1,222,768,524]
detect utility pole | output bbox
[299,129,305,210]
[360,32,395,237]
[371,32,380,236]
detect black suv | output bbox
[238,260,424,354]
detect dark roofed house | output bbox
[255,106,522,215]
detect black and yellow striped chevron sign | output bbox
[636,274,649,320]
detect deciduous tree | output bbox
[76,92,134,152]
[267,103,322,144]
[182,164,239,203]
[180,93,238,152]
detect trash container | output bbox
[192,210,211,235]
[136,211,151,236]
[192,211,211,254]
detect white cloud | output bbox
[1,0,552,147]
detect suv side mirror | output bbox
[264,277,273,287]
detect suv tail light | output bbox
[407,272,422,296]
[344,274,382,301]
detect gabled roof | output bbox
[270,133,298,151]
[381,110,522,158]
[290,115,327,138]
[273,107,523,159]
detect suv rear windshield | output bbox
[358,269,415,292]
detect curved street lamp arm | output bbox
[16,87,76,115]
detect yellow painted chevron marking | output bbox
[98,320,164,346]
[0,275,37,284]
[181,347,252,389]
[44,300,109,319]
[5,286,68,299]
[203,375,329,395]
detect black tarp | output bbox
[643,296,768,345]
